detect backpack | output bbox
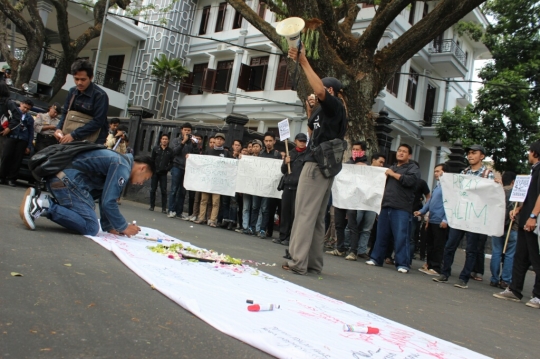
[28,141,106,180]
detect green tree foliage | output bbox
[438,0,540,173]
[151,54,189,119]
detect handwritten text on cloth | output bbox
[440,174,506,236]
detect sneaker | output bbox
[345,253,357,261]
[280,240,289,246]
[259,231,266,239]
[181,214,190,220]
[418,267,431,275]
[167,211,176,218]
[243,228,254,236]
[365,260,377,266]
[325,249,345,256]
[357,253,370,259]
[499,280,509,289]
[454,280,468,289]
[272,238,281,244]
[189,215,197,222]
[235,228,244,234]
[432,275,448,283]
[397,268,409,273]
[161,209,167,213]
[426,269,439,276]
[489,281,500,288]
[194,218,207,224]
[20,187,44,230]
[526,297,540,309]
[493,288,520,302]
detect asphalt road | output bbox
[1,184,539,359]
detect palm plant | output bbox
[151,54,189,119]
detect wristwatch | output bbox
[530,213,537,219]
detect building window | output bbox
[238,56,269,92]
[214,60,234,93]
[257,1,266,19]
[422,3,429,18]
[386,70,400,97]
[191,63,209,94]
[199,6,210,35]
[408,2,416,25]
[465,51,469,66]
[215,2,227,33]
[405,68,419,109]
[274,56,292,90]
[233,10,243,29]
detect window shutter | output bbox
[256,65,268,91]
[274,58,288,90]
[179,72,194,94]
[202,68,217,92]
[237,63,252,91]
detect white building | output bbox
[174,1,490,185]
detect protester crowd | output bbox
[2,57,539,311]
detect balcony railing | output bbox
[94,71,127,94]
[429,39,466,67]
[423,112,442,127]
[42,50,62,68]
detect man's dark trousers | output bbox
[509,229,540,299]
[150,173,168,210]
[279,188,296,242]
[441,228,480,282]
[425,224,448,273]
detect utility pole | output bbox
[93,0,110,78]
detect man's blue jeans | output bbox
[250,196,269,232]
[490,230,517,284]
[441,228,481,282]
[348,210,377,254]
[370,207,411,270]
[168,167,186,213]
[46,175,100,236]
[242,194,252,229]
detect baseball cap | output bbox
[214,132,225,140]
[295,133,308,141]
[321,77,342,93]
[464,144,486,154]
[252,139,263,147]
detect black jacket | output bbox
[346,155,368,165]
[151,145,174,174]
[205,147,232,158]
[172,138,199,169]
[381,161,420,212]
[281,148,308,188]
[260,148,282,160]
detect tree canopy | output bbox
[437,0,540,173]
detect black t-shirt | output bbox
[412,178,430,211]
[519,162,540,227]
[308,90,346,147]
[205,148,232,158]
[259,148,281,160]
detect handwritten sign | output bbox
[331,164,388,213]
[509,175,532,202]
[236,156,282,198]
[278,118,290,141]
[184,154,238,196]
[440,174,505,236]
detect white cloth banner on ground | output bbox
[86,228,489,359]
[509,175,532,202]
[236,156,283,199]
[440,173,506,237]
[184,154,238,196]
[331,164,388,213]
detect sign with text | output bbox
[331,164,388,213]
[278,118,290,141]
[236,156,283,198]
[509,175,532,202]
[184,155,238,197]
[440,174,506,236]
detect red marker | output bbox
[343,324,379,334]
[247,304,280,312]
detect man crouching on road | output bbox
[20,149,154,236]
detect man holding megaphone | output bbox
[282,42,348,276]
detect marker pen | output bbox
[343,324,379,334]
[247,304,280,312]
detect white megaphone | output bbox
[276,17,305,48]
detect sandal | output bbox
[208,221,217,228]
[281,263,306,275]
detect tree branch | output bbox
[0,0,38,38]
[261,0,287,18]
[378,0,487,71]
[357,0,412,53]
[339,2,361,34]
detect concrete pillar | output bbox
[30,1,53,84]
[226,30,247,114]
[257,120,265,133]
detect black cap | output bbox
[321,77,342,93]
[465,144,486,154]
[295,133,308,141]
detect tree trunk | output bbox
[157,79,169,119]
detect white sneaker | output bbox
[189,215,197,222]
[365,260,376,266]
[181,214,190,220]
[397,268,409,273]
[526,297,540,309]
[20,187,45,230]
[167,211,176,218]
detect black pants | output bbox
[266,197,280,236]
[510,229,540,299]
[334,207,348,252]
[425,223,448,273]
[34,134,58,153]
[279,187,297,242]
[473,234,488,275]
[150,173,168,210]
[0,137,27,180]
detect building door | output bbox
[104,55,125,91]
[423,84,436,125]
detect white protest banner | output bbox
[184,154,238,196]
[278,118,290,141]
[440,174,506,237]
[509,175,532,202]
[236,156,282,198]
[331,164,388,213]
